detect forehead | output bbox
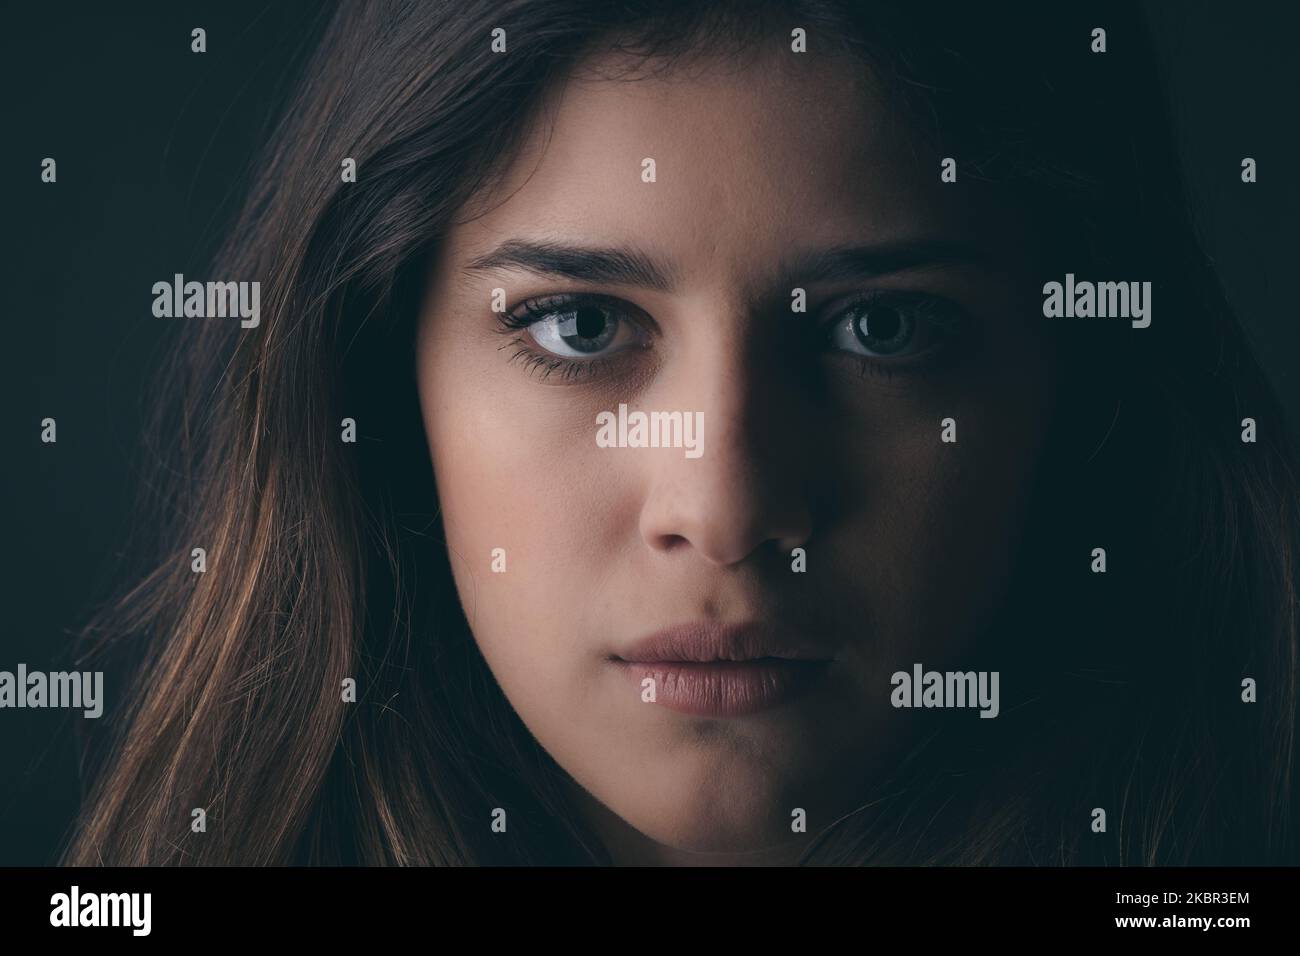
[447,44,982,274]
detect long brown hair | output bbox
[65,0,1298,865]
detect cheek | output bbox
[417,351,634,709]
[827,358,1053,662]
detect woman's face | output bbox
[416,42,1057,863]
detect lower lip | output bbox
[614,659,830,717]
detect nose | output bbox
[637,331,814,567]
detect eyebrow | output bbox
[782,239,987,285]
[464,240,676,291]
[462,237,985,291]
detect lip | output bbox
[611,621,834,717]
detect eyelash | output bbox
[500,341,619,382]
[494,293,634,382]
[825,290,971,380]
[493,290,970,383]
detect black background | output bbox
[2,1,1297,865]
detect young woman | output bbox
[65,0,1298,865]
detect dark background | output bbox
[1,1,1297,865]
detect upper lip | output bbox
[613,620,835,664]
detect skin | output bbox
[415,39,1058,865]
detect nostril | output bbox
[652,532,690,552]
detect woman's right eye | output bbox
[502,294,650,359]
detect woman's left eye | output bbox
[504,294,648,359]
[822,290,966,363]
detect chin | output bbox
[622,769,805,855]
[640,813,790,857]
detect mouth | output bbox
[610,621,834,717]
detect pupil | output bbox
[861,306,901,341]
[573,307,606,339]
